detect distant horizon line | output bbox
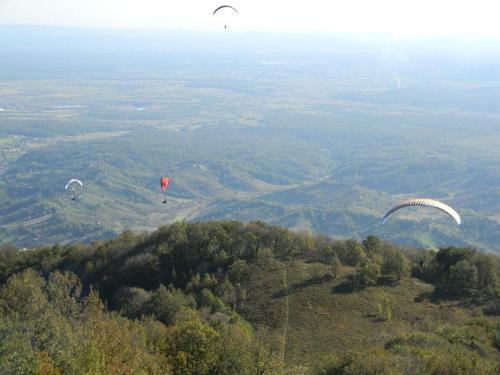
[2,23,500,42]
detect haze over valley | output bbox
[0,26,499,252]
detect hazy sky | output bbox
[1,0,500,37]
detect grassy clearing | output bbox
[244,259,499,368]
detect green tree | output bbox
[228,260,248,284]
[380,246,411,280]
[114,286,152,319]
[447,260,479,296]
[167,320,221,375]
[210,321,253,375]
[0,244,22,284]
[336,239,367,267]
[257,248,275,264]
[363,236,384,255]
[147,285,196,325]
[353,260,381,289]
[249,325,281,375]
[473,254,499,296]
[434,247,472,283]
[294,231,315,259]
[199,288,225,313]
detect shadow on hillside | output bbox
[272,274,334,299]
[332,280,356,294]
[362,312,390,323]
[332,276,404,294]
[377,275,401,287]
[414,291,439,303]
[415,289,481,305]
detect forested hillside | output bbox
[1,221,499,374]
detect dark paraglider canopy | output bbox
[213,5,239,15]
[213,5,239,29]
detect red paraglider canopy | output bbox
[160,177,170,191]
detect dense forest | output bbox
[1,220,499,374]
